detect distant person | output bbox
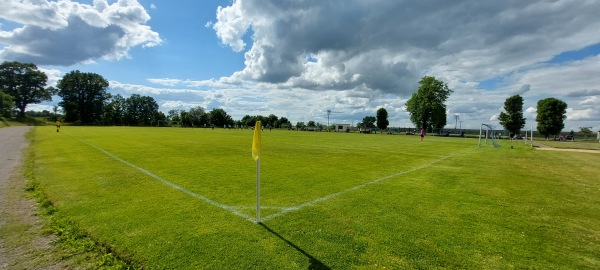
[420,128,424,141]
[55,119,61,132]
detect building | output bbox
[335,124,350,132]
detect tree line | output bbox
[498,94,570,139]
[1,61,575,137]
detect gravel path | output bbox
[0,126,32,189]
[0,126,34,269]
[0,126,67,269]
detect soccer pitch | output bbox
[31,126,600,269]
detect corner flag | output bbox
[252,121,261,161]
[252,121,262,223]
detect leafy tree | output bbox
[208,108,233,127]
[0,89,14,117]
[266,114,279,127]
[278,117,291,128]
[499,95,526,137]
[0,61,54,117]
[536,97,567,139]
[357,116,376,129]
[295,121,305,129]
[105,94,126,125]
[580,127,593,139]
[307,120,316,127]
[376,108,389,133]
[241,115,255,127]
[155,111,167,127]
[124,94,159,126]
[188,106,208,127]
[167,109,182,123]
[405,76,453,132]
[180,111,192,127]
[57,71,110,124]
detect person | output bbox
[55,118,61,132]
[420,128,424,141]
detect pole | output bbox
[478,124,483,146]
[531,126,534,148]
[256,157,261,223]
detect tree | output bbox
[498,95,526,137]
[0,61,54,117]
[124,94,159,126]
[241,115,255,127]
[208,108,233,127]
[376,108,389,133]
[405,76,453,132]
[536,97,567,139]
[357,116,376,129]
[580,127,593,139]
[180,111,192,127]
[0,89,15,117]
[105,94,126,125]
[266,114,279,127]
[188,106,208,127]
[57,71,110,124]
[278,117,291,128]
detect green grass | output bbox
[29,126,600,269]
[535,139,600,150]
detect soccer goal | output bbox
[478,124,501,148]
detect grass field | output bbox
[535,139,600,150]
[29,126,600,269]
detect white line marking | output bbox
[69,132,475,224]
[261,149,474,222]
[70,136,255,222]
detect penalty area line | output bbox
[68,135,255,222]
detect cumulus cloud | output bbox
[0,0,161,65]
[212,0,600,97]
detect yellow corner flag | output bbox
[252,121,261,161]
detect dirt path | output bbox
[533,140,600,154]
[0,126,32,191]
[0,126,67,269]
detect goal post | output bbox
[478,124,501,148]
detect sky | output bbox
[1,0,599,132]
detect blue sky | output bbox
[1,0,599,132]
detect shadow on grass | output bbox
[259,223,331,270]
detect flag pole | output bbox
[252,121,262,223]
[256,157,261,223]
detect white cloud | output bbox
[38,67,63,86]
[0,0,162,65]
[206,0,600,131]
[212,0,600,95]
[566,108,597,121]
[148,78,182,86]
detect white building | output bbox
[335,124,350,132]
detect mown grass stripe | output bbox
[67,133,256,222]
[262,148,475,221]
[67,131,476,223]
